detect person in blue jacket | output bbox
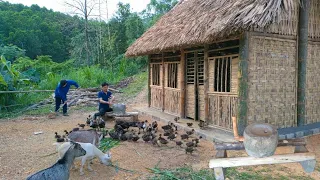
[93,82,114,120]
[55,79,79,116]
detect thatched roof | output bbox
[126,0,298,57]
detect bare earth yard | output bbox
[0,89,319,180]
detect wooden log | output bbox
[209,152,315,168]
[214,139,306,150]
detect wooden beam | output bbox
[148,56,151,108]
[204,45,209,123]
[209,153,315,168]
[297,0,310,126]
[162,53,165,112]
[180,49,186,118]
[237,32,249,136]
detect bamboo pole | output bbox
[148,55,151,107]
[204,45,209,123]
[297,0,310,126]
[237,32,249,136]
[180,49,186,118]
[162,53,165,112]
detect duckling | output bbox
[175,125,178,131]
[187,123,193,127]
[162,122,174,131]
[132,135,140,142]
[119,134,128,141]
[174,117,180,123]
[54,132,61,139]
[109,131,120,140]
[186,129,195,135]
[72,127,80,132]
[168,132,177,141]
[163,131,171,136]
[198,120,207,129]
[158,134,166,141]
[142,135,152,142]
[86,116,91,125]
[78,123,86,129]
[186,140,195,147]
[151,121,158,132]
[63,130,69,136]
[152,137,160,146]
[56,135,66,142]
[181,134,189,140]
[185,147,194,154]
[90,120,98,128]
[193,136,203,144]
[98,119,105,129]
[159,138,169,145]
[176,141,183,147]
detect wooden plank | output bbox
[180,49,186,118]
[215,150,227,158]
[209,153,315,168]
[194,52,198,121]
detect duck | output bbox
[158,134,166,141]
[185,147,194,154]
[63,130,69,136]
[151,121,158,131]
[142,135,152,142]
[186,140,195,147]
[186,129,195,135]
[176,141,183,147]
[181,134,189,140]
[159,138,169,145]
[152,138,160,146]
[86,116,91,125]
[168,132,177,141]
[56,135,66,142]
[78,123,86,129]
[54,132,61,139]
[98,119,106,129]
[162,122,174,131]
[187,123,193,127]
[132,135,140,142]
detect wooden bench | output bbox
[209,139,316,180]
[102,112,139,121]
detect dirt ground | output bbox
[0,89,320,180]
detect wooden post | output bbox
[148,55,151,108]
[237,32,249,136]
[297,0,310,126]
[162,53,165,112]
[180,49,186,118]
[194,51,199,121]
[204,45,209,123]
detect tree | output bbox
[65,0,99,65]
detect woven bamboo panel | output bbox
[150,86,163,110]
[252,1,298,36]
[164,63,168,87]
[186,84,195,119]
[247,36,297,128]
[160,64,163,87]
[306,42,320,124]
[231,57,239,93]
[198,85,205,120]
[309,0,320,39]
[208,94,238,130]
[208,59,215,92]
[164,88,181,115]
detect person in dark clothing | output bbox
[55,79,79,116]
[93,82,114,120]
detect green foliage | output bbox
[0,44,25,62]
[99,137,120,152]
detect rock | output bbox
[243,123,278,158]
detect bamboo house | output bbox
[125,0,320,135]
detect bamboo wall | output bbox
[164,88,181,115]
[198,85,205,120]
[306,42,320,124]
[247,36,297,128]
[208,94,238,130]
[150,86,163,110]
[186,84,195,119]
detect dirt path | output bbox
[0,88,319,180]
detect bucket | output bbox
[112,103,126,115]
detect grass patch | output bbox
[99,137,120,152]
[121,70,148,99]
[148,166,215,180]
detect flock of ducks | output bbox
[109,117,202,154]
[54,115,203,155]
